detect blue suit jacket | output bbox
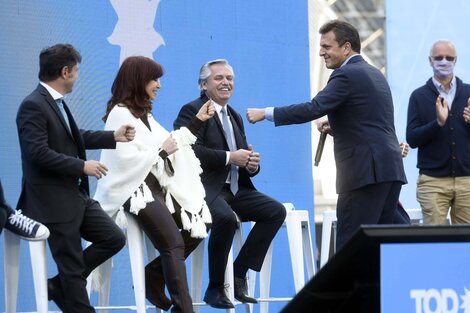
[274,55,406,193]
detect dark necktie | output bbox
[221,107,238,195]
[55,98,71,132]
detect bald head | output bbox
[429,40,457,58]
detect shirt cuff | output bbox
[265,107,274,122]
[225,151,230,165]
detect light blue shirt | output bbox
[432,75,456,110]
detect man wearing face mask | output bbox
[406,39,470,225]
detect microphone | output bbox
[314,132,327,167]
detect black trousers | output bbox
[207,185,286,286]
[47,194,126,313]
[336,181,402,250]
[0,179,9,233]
[128,175,206,313]
[0,206,6,234]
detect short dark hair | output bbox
[38,44,82,81]
[319,20,361,53]
[104,56,164,121]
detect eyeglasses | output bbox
[432,55,456,62]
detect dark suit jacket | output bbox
[274,55,406,193]
[16,84,116,223]
[174,94,259,205]
[406,77,470,177]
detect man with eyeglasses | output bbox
[406,40,470,225]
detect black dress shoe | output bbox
[47,278,67,312]
[203,286,234,309]
[145,264,172,310]
[234,277,258,304]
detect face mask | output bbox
[431,59,454,79]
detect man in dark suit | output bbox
[16,44,136,313]
[174,59,286,309]
[247,20,407,250]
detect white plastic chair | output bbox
[254,203,316,313]
[191,213,249,313]
[88,211,159,313]
[319,208,433,268]
[3,230,48,313]
[191,203,316,313]
[320,210,337,268]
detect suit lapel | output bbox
[39,86,75,141]
[63,102,86,149]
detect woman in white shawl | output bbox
[94,56,213,313]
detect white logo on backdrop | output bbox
[410,287,470,313]
[108,0,165,64]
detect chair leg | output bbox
[259,242,273,313]
[224,246,235,313]
[232,222,253,313]
[29,240,48,313]
[4,230,20,313]
[145,234,157,262]
[301,218,316,279]
[126,214,147,313]
[191,240,205,313]
[97,258,112,313]
[320,211,335,268]
[286,212,305,292]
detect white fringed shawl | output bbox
[94,105,211,237]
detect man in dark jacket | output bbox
[406,40,470,225]
[16,44,135,313]
[247,20,406,249]
[174,59,286,309]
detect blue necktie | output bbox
[221,107,238,195]
[55,99,71,132]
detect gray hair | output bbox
[429,40,457,56]
[198,59,235,91]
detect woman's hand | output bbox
[196,99,215,122]
[161,135,178,156]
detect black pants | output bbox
[0,205,6,234]
[127,175,206,313]
[47,194,126,313]
[207,185,286,287]
[336,181,402,250]
[0,178,10,234]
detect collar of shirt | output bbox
[213,101,228,119]
[40,81,64,101]
[340,53,360,67]
[432,75,456,94]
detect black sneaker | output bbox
[5,209,49,241]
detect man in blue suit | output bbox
[247,20,406,249]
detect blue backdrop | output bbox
[0,1,312,312]
[381,242,470,313]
